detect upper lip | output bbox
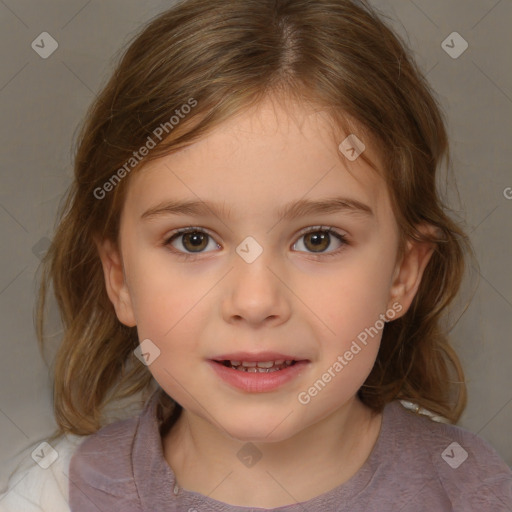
[211,352,308,362]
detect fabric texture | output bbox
[0,433,82,512]
[62,389,512,512]
[0,389,153,512]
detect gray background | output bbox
[0,0,511,489]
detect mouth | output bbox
[214,359,298,373]
[208,352,310,392]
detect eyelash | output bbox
[163,226,349,261]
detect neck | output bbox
[162,397,382,508]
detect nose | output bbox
[221,248,291,327]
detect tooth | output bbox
[230,360,241,366]
[285,360,292,365]
[247,367,258,372]
[241,361,257,367]
[274,360,285,365]
[256,361,274,368]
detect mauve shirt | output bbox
[68,389,512,511]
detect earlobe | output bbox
[388,225,438,318]
[95,237,137,327]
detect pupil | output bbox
[190,233,202,245]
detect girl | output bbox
[1,0,511,510]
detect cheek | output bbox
[125,247,203,334]
[296,334,379,420]
[312,259,393,342]
[298,279,385,412]
[124,264,214,383]
[127,261,209,399]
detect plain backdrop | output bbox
[0,0,511,491]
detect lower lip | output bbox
[207,360,309,392]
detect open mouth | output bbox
[208,356,310,392]
[215,359,297,373]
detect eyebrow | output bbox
[140,196,374,222]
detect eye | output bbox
[292,226,348,258]
[164,227,220,259]
[163,225,349,260]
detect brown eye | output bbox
[292,227,348,257]
[303,231,331,253]
[181,231,209,252]
[165,228,219,256]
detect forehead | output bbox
[124,96,390,222]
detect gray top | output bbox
[69,390,512,511]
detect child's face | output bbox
[100,96,430,442]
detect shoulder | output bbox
[383,400,512,510]
[68,414,141,498]
[0,415,144,512]
[0,433,84,512]
[0,390,158,512]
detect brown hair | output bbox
[37,0,475,439]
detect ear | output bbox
[95,237,137,327]
[387,224,438,319]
